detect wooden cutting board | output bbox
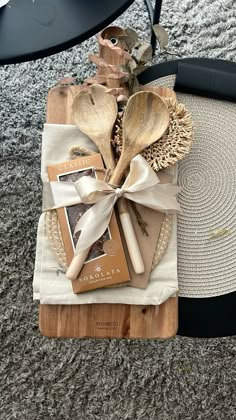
[39,84,178,339]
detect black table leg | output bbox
[144,0,163,53]
[151,0,163,52]
[144,0,154,22]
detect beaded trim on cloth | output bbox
[46,210,67,271]
[151,214,172,270]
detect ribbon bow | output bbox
[43,155,180,254]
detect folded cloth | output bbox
[33,124,178,305]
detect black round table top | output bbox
[0,0,135,65]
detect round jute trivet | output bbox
[114,96,193,172]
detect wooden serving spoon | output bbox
[66,84,145,281]
[71,84,117,172]
[110,91,170,185]
[106,91,169,271]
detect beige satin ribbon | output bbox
[43,155,180,254]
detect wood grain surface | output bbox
[39,83,178,338]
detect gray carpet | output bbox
[0,0,236,419]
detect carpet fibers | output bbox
[0,1,236,419]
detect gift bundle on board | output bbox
[34,25,193,302]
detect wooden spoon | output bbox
[106,91,169,272]
[66,84,145,280]
[110,91,170,185]
[71,84,117,172]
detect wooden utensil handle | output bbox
[66,145,145,280]
[117,198,145,274]
[110,153,130,185]
[66,198,145,281]
[66,248,90,281]
[66,201,145,281]
[97,139,116,174]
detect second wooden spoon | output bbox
[108,91,170,273]
[110,91,170,185]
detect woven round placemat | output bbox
[177,93,236,298]
[150,74,236,298]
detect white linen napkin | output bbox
[33,124,178,305]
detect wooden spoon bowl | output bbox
[111,91,170,185]
[72,84,117,171]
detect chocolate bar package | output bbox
[47,154,130,293]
